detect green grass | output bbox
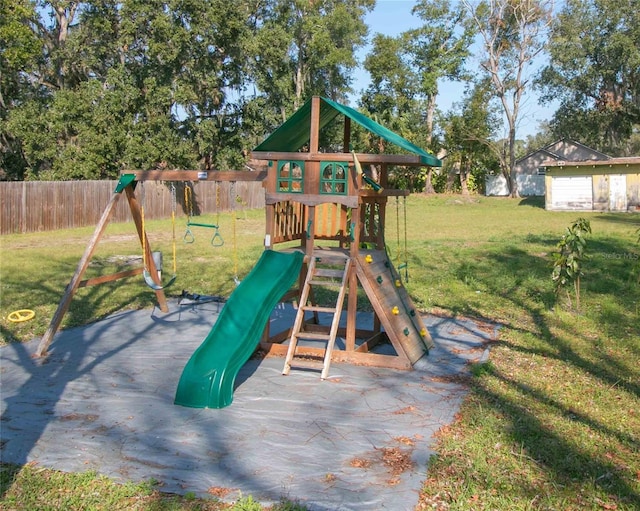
[2,195,639,510]
[0,463,307,510]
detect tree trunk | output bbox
[424,168,436,194]
[423,94,437,194]
[508,124,520,198]
[460,157,471,195]
[445,165,456,193]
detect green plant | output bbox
[232,495,262,511]
[552,217,592,310]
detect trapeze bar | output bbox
[186,221,219,229]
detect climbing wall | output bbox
[355,250,434,365]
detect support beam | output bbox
[251,151,428,166]
[120,170,267,182]
[36,189,124,358]
[78,267,144,288]
[124,186,169,312]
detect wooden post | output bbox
[35,189,124,358]
[124,186,169,312]
[345,205,360,352]
[343,117,351,152]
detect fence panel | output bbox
[0,180,265,234]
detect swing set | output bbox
[35,170,265,358]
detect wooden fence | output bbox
[0,180,266,235]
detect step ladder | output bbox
[283,252,351,379]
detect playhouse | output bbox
[249,96,442,376]
[36,96,442,408]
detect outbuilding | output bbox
[544,157,640,212]
[486,139,609,197]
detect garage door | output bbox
[550,176,593,210]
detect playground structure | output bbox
[244,96,443,382]
[36,96,442,408]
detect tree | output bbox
[5,0,265,177]
[408,0,475,193]
[361,33,420,130]
[442,80,501,194]
[520,121,555,156]
[538,0,640,155]
[0,0,42,179]
[359,33,428,191]
[461,0,554,197]
[250,0,373,120]
[552,217,591,310]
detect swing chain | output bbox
[183,182,223,246]
[140,181,177,291]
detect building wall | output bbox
[511,140,609,197]
[543,140,609,161]
[545,164,640,212]
[485,174,509,196]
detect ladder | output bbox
[283,252,351,379]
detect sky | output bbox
[350,0,558,139]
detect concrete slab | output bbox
[1,300,497,510]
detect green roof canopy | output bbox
[253,97,442,167]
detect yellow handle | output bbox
[8,309,35,323]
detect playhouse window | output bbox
[277,161,304,193]
[320,162,348,195]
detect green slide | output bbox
[174,250,304,409]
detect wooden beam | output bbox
[120,170,267,182]
[36,188,124,358]
[260,343,412,371]
[265,192,359,208]
[310,97,320,153]
[78,268,144,288]
[250,151,429,166]
[343,117,351,153]
[359,189,409,198]
[124,186,169,313]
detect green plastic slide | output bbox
[174,250,304,409]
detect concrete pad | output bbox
[1,301,497,510]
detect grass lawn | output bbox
[1,195,639,510]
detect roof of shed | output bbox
[253,96,442,167]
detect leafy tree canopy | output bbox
[538,0,640,155]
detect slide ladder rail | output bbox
[283,251,351,379]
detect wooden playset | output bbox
[250,96,442,375]
[36,96,442,378]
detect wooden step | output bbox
[302,305,337,313]
[295,331,331,341]
[308,279,341,287]
[313,268,346,278]
[313,250,349,262]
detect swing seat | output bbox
[143,269,177,291]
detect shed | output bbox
[486,139,610,196]
[544,157,640,212]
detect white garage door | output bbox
[551,176,593,210]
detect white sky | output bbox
[350,0,557,139]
